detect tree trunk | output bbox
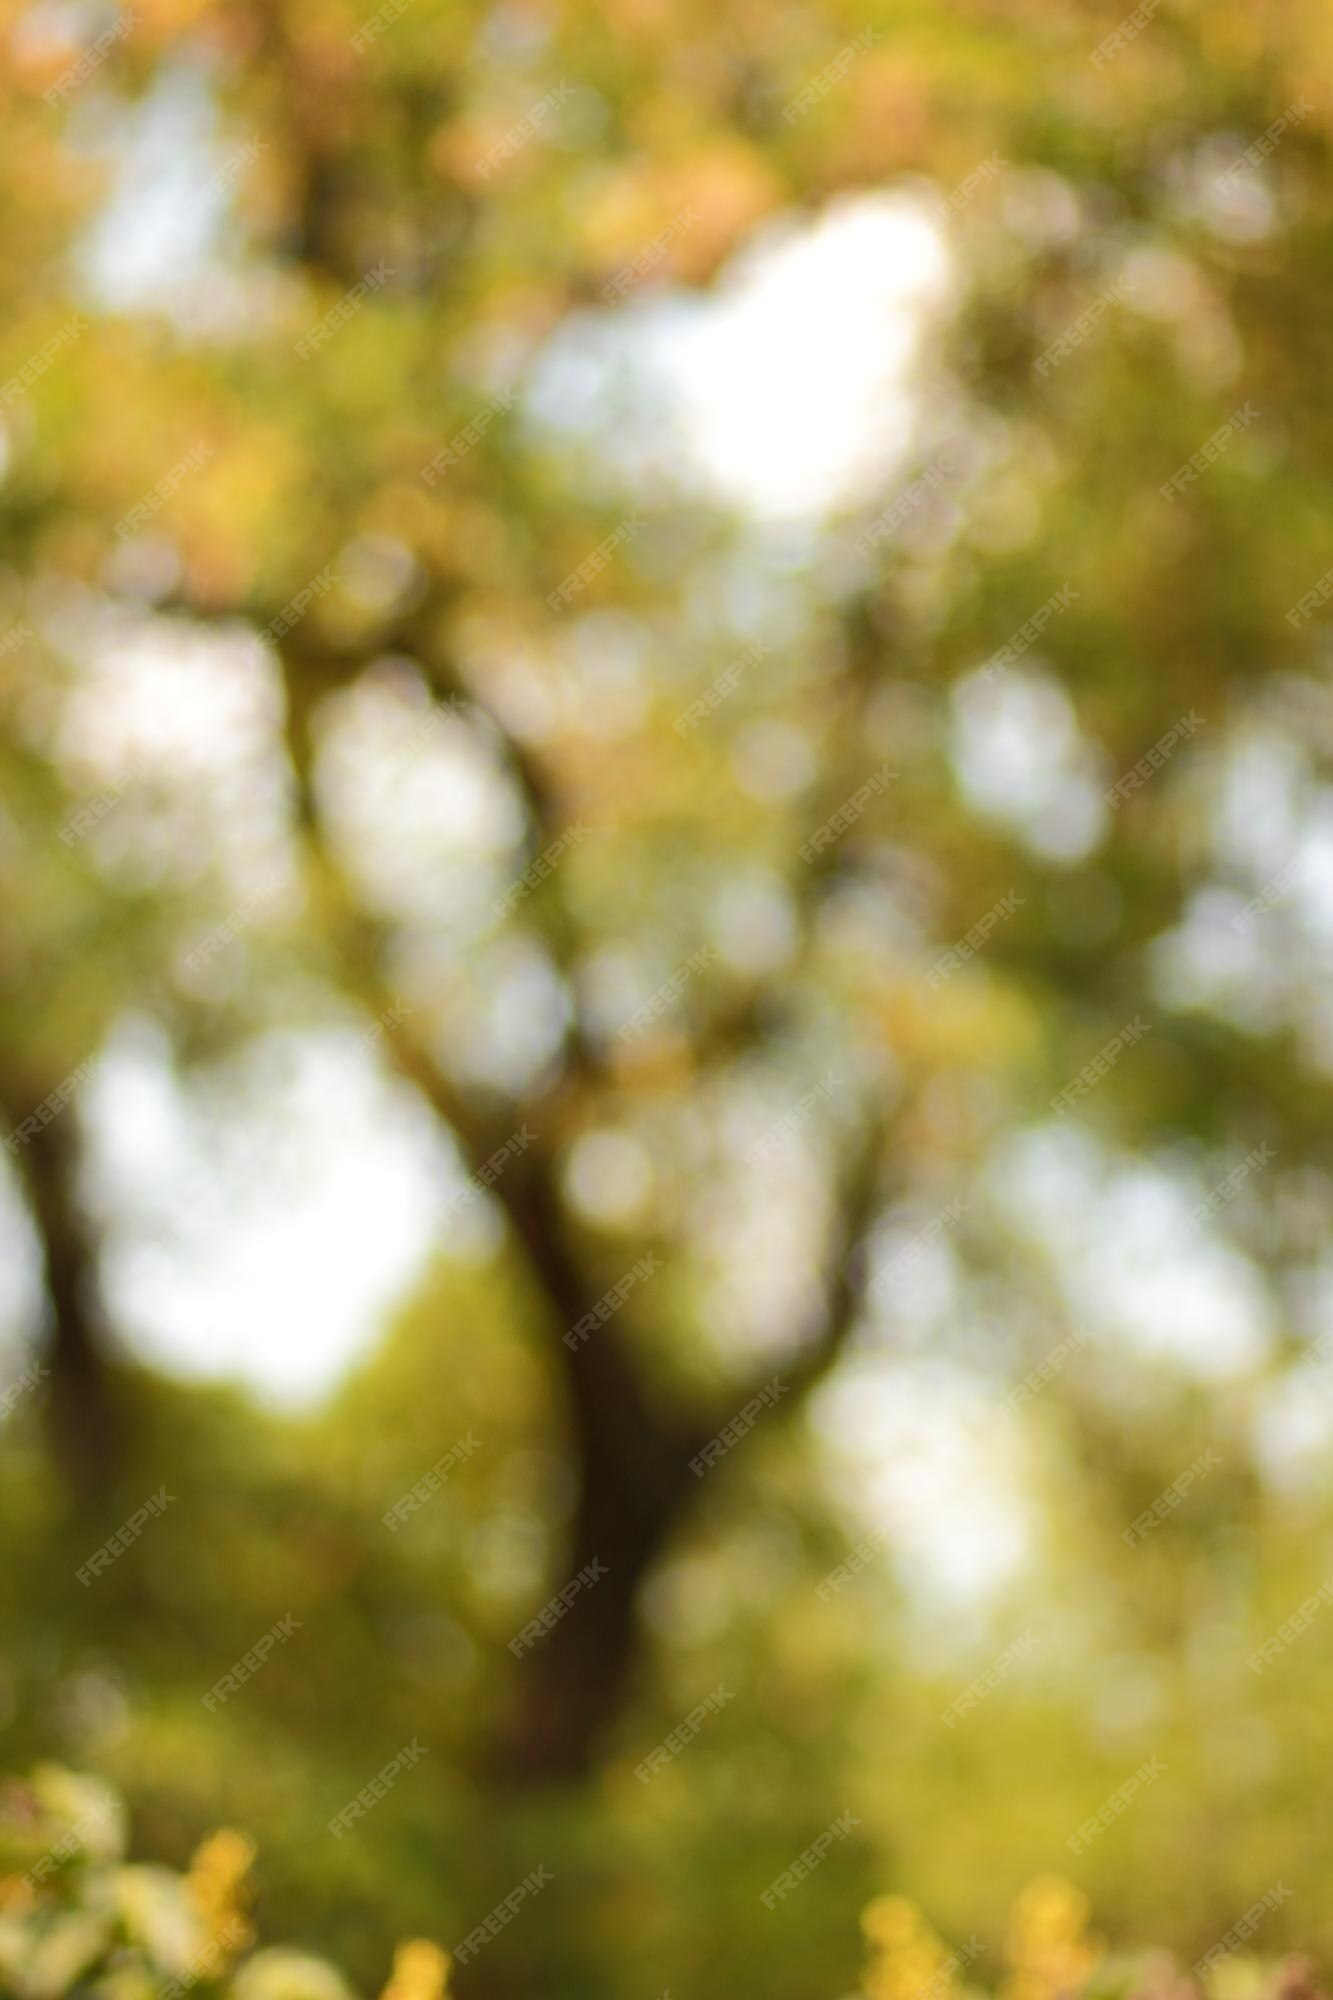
[18,1112,118,1507]
[493,1427,701,1784]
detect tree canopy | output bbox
[3,2,1333,1997]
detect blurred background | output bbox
[2,0,1332,1996]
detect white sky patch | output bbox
[1254,1365,1333,1497]
[83,1018,490,1408]
[730,720,817,806]
[1249,1257,1333,1495]
[427,931,572,1097]
[78,64,217,315]
[453,607,655,753]
[990,1124,1274,1379]
[813,1355,1034,1637]
[73,58,289,336]
[563,1128,655,1229]
[654,195,951,520]
[0,1154,45,1373]
[672,1074,859,1368]
[1212,736,1333,942]
[314,666,577,1096]
[866,1204,965,1349]
[1150,727,1333,1060]
[1211,729,1308,880]
[708,871,798,976]
[688,1162,830,1366]
[38,596,297,903]
[1150,886,1289,1036]
[950,666,1107,864]
[560,612,654,738]
[526,191,952,523]
[314,664,525,934]
[1173,136,1281,246]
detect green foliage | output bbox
[3,0,1333,1995]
